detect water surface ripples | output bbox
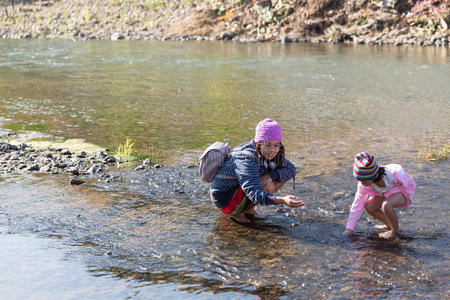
[0,40,448,298]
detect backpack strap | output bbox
[213,148,256,181]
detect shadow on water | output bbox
[83,210,445,298]
[0,157,448,298]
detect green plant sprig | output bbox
[418,144,449,162]
[116,138,135,160]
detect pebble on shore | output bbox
[0,141,114,179]
[0,140,162,186]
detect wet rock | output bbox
[69,168,80,175]
[220,32,234,40]
[87,164,102,174]
[0,143,15,152]
[70,157,81,165]
[26,164,40,171]
[97,151,108,158]
[40,165,52,172]
[61,150,72,155]
[104,155,116,163]
[70,178,85,185]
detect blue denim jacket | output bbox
[209,140,296,208]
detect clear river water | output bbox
[0,40,449,299]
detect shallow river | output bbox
[0,40,449,299]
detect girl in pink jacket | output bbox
[343,152,416,239]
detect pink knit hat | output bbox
[254,118,283,142]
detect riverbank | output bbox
[0,138,160,184]
[1,0,449,46]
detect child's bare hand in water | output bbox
[343,229,353,236]
[275,195,304,207]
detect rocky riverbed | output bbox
[0,140,159,185]
[1,0,449,46]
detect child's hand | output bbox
[343,229,353,236]
[278,195,304,207]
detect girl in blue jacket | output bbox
[210,119,304,223]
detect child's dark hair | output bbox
[255,143,285,167]
[372,167,386,182]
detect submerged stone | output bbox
[70,178,85,185]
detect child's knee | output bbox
[381,201,392,212]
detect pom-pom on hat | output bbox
[254,118,283,142]
[353,152,379,180]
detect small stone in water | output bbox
[104,155,116,163]
[69,168,80,175]
[70,178,85,185]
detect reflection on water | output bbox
[0,40,449,298]
[0,160,448,298]
[0,230,239,300]
[0,40,449,169]
[0,228,133,299]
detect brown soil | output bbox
[0,0,449,45]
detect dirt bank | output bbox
[1,0,449,46]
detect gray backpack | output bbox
[199,142,236,182]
